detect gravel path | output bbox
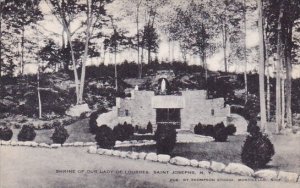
[0,146,298,188]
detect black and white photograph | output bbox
[0,0,300,187]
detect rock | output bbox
[11,141,18,146]
[122,141,130,145]
[24,141,33,146]
[157,154,171,163]
[169,157,190,166]
[66,103,91,117]
[51,144,62,148]
[198,161,210,169]
[112,150,121,157]
[62,143,72,147]
[84,142,97,146]
[39,143,50,148]
[127,152,139,160]
[224,163,254,176]
[104,150,113,155]
[138,152,147,160]
[120,151,128,158]
[74,142,84,147]
[254,170,278,180]
[115,141,122,145]
[18,141,25,146]
[277,171,298,182]
[97,149,106,155]
[190,159,199,167]
[210,161,226,172]
[130,140,138,144]
[30,142,38,147]
[145,153,158,162]
[1,141,11,145]
[88,146,97,154]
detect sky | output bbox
[22,0,300,78]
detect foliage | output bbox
[213,122,228,142]
[17,124,36,141]
[51,125,69,144]
[146,121,153,133]
[112,122,134,141]
[95,124,116,149]
[226,124,237,135]
[241,127,275,168]
[154,123,177,154]
[89,108,107,134]
[0,126,13,141]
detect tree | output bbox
[141,24,159,65]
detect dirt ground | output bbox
[0,146,299,188]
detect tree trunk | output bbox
[257,0,267,132]
[281,72,285,128]
[37,64,42,119]
[148,46,151,64]
[275,2,284,133]
[243,0,248,103]
[222,20,228,72]
[78,0,92,104]
[0,9,2,79]
[21,26,25,75]
[114,46,118,91]
[136,5,141,79]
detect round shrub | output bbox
[213,122,228,142]
[0,126,13,141]
[52,120,62,127]
[194,123,205,135]
[154,123,177,154]
[17,124,36,141]
[247,119,260,135]
[113,123,127,141]
[89,108,107,134]
[51,125,69,144]
[241,133,275,168]
[204,124,215,137]
[226,124,237,135]
[123,122,134,138]
[95,124,115,149]
[146,121,153,133]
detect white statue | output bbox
[161,79,166,93]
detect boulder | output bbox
[277,171,298,182]
[62,143,73,147]
[1,141,11,145]
[254,170,278,180]
[169,157,190,166]
[115,141,122,145]
[66,103,91,117]
[157,154,171,163]
[18,141,26,146]
[138,152,147,160]
[130,140,138,144]
[10,141,18,146]
[127,152,139,160]
[210,161,226,172]
[74,142,84,147]
[39,143,50,148]
[97,149,107,155]
[84,142,97,146]
[112,150,121,157]
[104,150,113,156]
[120,151,128,158]
[198,161,210,169]
[30,142,38,147]
[51,144,62,148]
[190,159,199,167]
[88,146,97,154]
[224,163,254,176]
[145,153,158,162]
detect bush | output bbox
[226,124,237,135]
[146,121,153,133]
[17,124,36,141]
[213,122,228,142]
[89,108,107,134]
[113,123,127,141]
[52,120,61,127]
[247,119,260,135]
[95,124,115,149]
[123,122,134,138]
[154,123,177,154]
[241,133,275,168]
[204,124,215,137]
[0,126,13,141]
[194,123,205,135]
[51,125,69,144]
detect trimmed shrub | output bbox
[247,119,260,135]
[241,133,275,168]
[52,120,61,127]
[204,124,215,137]
[226,124,237,135]
[95,124,115,149]
[17,124,36,141]
[0,126,13,141]
[213,122,228,142]
[194,123,205,135]
[155,123,177,154]
[89,108,107,134]
[51,125,69,144]
[123,122,134,138]
[146,121,153,133]
[113,123,127,141]
[137,128,149,134]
